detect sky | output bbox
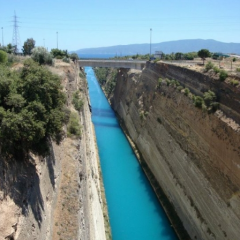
[0,0,239,52]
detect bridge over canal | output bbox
[78,59,146,70]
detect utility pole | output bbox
[12,11,21,54]
[56,31,58,49]
[1,27,4,46]
[150,28,152,58]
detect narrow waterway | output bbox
[85,67,177,240]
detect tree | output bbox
[22,38,36,55]
[50,48,68,59]
[175,52,183,60]
[0,59,67,161]
[0,43,14,54]
[31,47,53,65]
[0,50,8,63]
[198,49,211,65]
[69,53,79,61]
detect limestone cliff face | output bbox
[111,62,240,240]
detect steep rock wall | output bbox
[111,62,240,240]
[0,61,108,240]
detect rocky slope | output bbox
[0,61,109,240]
[110,62,240,240]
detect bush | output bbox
[205,61,214,71]
[157,78,162,89]
[72,91,84,111]
[0,50,8,64]
[203,90,216,107]
[31,47,53,65]
[62,57,70,63]
[236,68,240,72]
[203,90,219,112]
[7,54,19,65]
[219,70,228,81]
[194,96,204,108]
[69,53,79,61]
[210,102,219,112]
[230,80,239,86]
[177,86,183,91]
[184,88,190,96]
[213,66,220,74]
[67,112,81,137]
[166,79,171,86]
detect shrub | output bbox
[72,91,84,111]
[62,57,70,63]
[169,79,179,87]
[236,68,240,72]
[230,80,239,86]
[177,86,183,91]
[219,70,228,81]
[157,78,162,89]
[210,102,219,112]
[203,90,216,107]
[7,54,19,65]
[166,79,171,86]
[203,90,219,112]
[213,66,220,74]
[184,88,190,96]
[79,71,85,78]
[31,47,53,65]
[0,50,8,64]
[205,61,214,71]
[67,112,81,137]
[69,53,79,61]
[194,96,204,108]
[139,111,145,120]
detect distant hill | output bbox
[74,39,240,56]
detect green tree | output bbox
[175,52,183,60]
[1,43,15,54]
[50,48,68,58]
[198,49,211,65]
[0,50,8,63]
[0,59,67,161]
[31,47,53,65]
[22,38,36,55]
[69,53,79,61]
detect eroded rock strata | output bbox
[110,62,240,240]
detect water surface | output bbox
[85,66,177,240]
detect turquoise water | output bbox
[85,67,177,240]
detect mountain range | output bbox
[74,39,240,55]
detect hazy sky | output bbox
[0,0,239,51]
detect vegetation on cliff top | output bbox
[158,77,219,113]
[0,59,67,161]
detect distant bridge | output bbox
[78,59,146,70]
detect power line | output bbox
[12,11,21,53]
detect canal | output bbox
[85,66,177,240]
